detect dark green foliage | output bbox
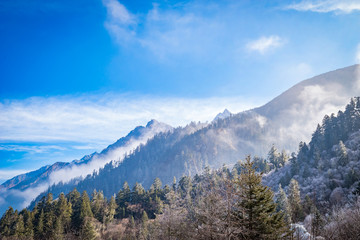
[80,218,97,240]
[311,207,323,238]
[232,156,289,239]
[56,192,72,233]
[0,207,15,236]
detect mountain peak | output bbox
[146,119,159,127]
[213,109,232,122]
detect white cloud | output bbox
[0,169,32,182]
[286,0,360,13]
[102,0,227,59]
[103,0,137,44]
[0,93,263,144]
[246,35,285,54]
[103,0,135,25]
[0,145,66,153]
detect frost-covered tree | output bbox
[337,140,348,166]
[288,179,303,222]
[276,184,292,224]
[268,145,280,169]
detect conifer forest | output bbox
[2,98,360,239]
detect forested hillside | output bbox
[2,65,359,218]
[1,157,292,240]
[3,97,360,239]
[31,112,267,206]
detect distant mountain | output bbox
[29,65,360,206]
[213,109,232,122]
[0,120,172,214]
[3,65,360,214]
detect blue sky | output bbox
[0,0,360,182]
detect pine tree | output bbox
[279,150,289,168]
[303,195,314,215]
[290,153,299,176]
[106,196,117,225]
[91,190,106,223]
[44,193,55,239]
[288,179,303,222]
[56,192,72,233]
[152,177,162,196]
[268,145,280,169]
[14,214,25,238]
[337,140,349,166]
[132,182,145,203]
[22,209,34,239]
[141,211,149,240]
[80,191,93,224]
[80,218,97,240]
[275,184,292,224]
[68,188,82,233]
[311,207,323,238]
[232,155,290,239]
[0,206,15,236]
[116,181,131,218]
[36,209,45,239]
[53,218,64,240]
[154,195,164,214]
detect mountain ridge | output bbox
[2,64,360,215]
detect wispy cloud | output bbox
[103,0,137,44]
[285,0,360,13]
[246,35,285,54]
[102,0,228,59]
[0,169,32,183]
[0,145,66,153]
[0,93,263,144]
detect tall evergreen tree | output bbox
[44,193,55,239]
[288,179,303,222]
[0,206,15,236]
[141,211,149,240]
[14,214,25,238]
[56,192,72,233]
[275,185,292,224]
[106,196,117,225]
[268,145,280,169]
[80,219,97,240]
[36,209,45,239]
[232,155,289,239]
[337,140,349,166]
[22,209,34,239]
[80,191,93,224]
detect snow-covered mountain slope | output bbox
[0,120,172,214]
[31,65,360,206]
[213,109,232,122]
[253,64,360,150]
[3,65,360,214]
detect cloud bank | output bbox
[286,0,360,13]
[0,93,262,145]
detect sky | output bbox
[0,0,360,183]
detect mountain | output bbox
[213,109,232,122]
[2,64,359,214]
[0,120,172,214]
[29,65,360,205]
